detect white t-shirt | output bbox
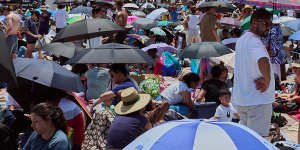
[53,9,69,28]
[214,103,237,122]
[161,81,192,105]
[188,15,200,31]
[222,38,238,45]
[58,98,82,120]
[287,9,295,17]
[232,32,275,106]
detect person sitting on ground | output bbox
[196,64,228,106]
[106,87,152,150]
[159,72,200,116]
[214,89,240,122]
[23,103,71,150]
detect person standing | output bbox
[53,4,69,33]
[2,6,21,58]
[38,5,51,36]
[232,8,274,137]
[183,7,201,45]
[23,11,41,58]
[199,7,220,42]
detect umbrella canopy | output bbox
[141,3,155,9]
[147,8,168,20]
[92,0,115,7]
[281,25,295,37]
[66,43,155,64]
[132,18,157,30]
[150,27,166,36]
[142,43,177,56]
[127,16,140,24]
[131,10,146,17]
[67,15,84,24]
[283,19,300,31]
[69,5,92,15]
[240,0,300,10]
[220,17,241,27]
[124,119,278,150]
[123,3,139,9]
[279,16,296,23]
[53,18,124,42]
[179,42,232,59]
[127,34,150,44]
[41,42,83,58]
[198,1,236,13]
[54,0,83,4]
[0,31,17,88]
[13,58,84,92]
[289,31,300,40]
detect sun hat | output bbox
[114,87,151,115]
[292,63,300,68]
[40,5,48,11]
[272,14,280,24]
[242,5,253,12]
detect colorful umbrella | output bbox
[150,27,166,36]
[124,119,278,150]
[127,34,150,44]
[147,8,168,20]
[127,16,140,24]
[67,16,83,24]
[142,43,177,56]
[158,20,172,26]
[240,0,300,10]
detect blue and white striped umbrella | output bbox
[124,119,278,150]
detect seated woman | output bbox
[159,72,200,115]
[196,64,228,106]
[23,103,71,150]
[106,87,152,150]
[278,62,300,103]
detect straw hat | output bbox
[114,87,151,115]
[292,63,300,68]
[242,5,253,12]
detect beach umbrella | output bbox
[239,0,300,10]
[123,3,139,9]
[150,27,166,36]
[127,16,140,24]
[197,1,236,13]
[131,10,146,17]
[220,17,241,27]
[0,31,17,88]
[146,8,168,20]
[289,31,300,40]
[141,2,155,9]
[12,58,84,93]
[132,18,157,30]
[283,19,300,31]
[53,18,124,42]
[142,43,177,56]
[41,42,83,58]
[69,5,92,15]
[127,34,150,44]
[65,43,155,64]
[178,42,232,59]
[124,119,278,150]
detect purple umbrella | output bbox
[142,43,177,56]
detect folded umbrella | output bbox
[132,18,157,30]
[69,5,92,15]
[124,119,278,150]
[178,42,232,59]
[13,58,84,93]
[66,43,155,64]
[123,3,139,9]
[53,18,124,42]
[198,1,236,13]
[150,27,166,36]
[147,8,168,20]
[0,31,17,88]
[41,42,83,58]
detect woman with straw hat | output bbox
[106,87,152,150]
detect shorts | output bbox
[27,39,37,44]
[6,34,18,54]
[38,28,49,35]
[235,103,272,136]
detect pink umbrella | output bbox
[127,16,140,24]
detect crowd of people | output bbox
[0,0,300,150]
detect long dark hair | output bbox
[30,103,67,134]
[181,72,200,88]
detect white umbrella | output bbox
[141,2,155,9]
[146,8,168,20]
[123,3,139,9]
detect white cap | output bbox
[272,15,280,24]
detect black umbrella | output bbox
[41,42,83,58]
[178,42,233,59]
[197,1,236,13]
[0,31,17,88]
[13,58,84,92]
[54,0,83,4]
[92,0,115,7]
[66,43,155,64]
[132,18,157,30]
[52,18,124,42]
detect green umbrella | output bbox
[67,16,83,24]
[150,27,166,36]
[178,42,232,59]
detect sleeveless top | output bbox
[188,15,200,31]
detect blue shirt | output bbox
[23,130,71,150]
[85,67,110,100]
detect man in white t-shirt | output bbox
[232,8,274,137]
[53,4,69,33]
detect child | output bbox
[214,89,240,122]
